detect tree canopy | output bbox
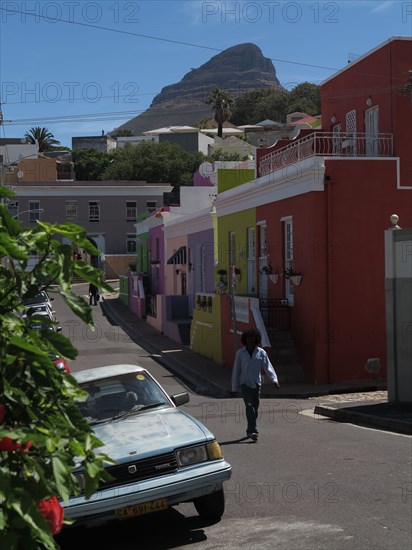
[0,184,114,548]
[101,141,205,188]
[205,88,235,138]
[72,149,111,181]
[24,127,61,152]
[227,82,321,125]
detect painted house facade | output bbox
[221,36,412,383]
[120,37,412,386]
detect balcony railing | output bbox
[259,132,393,176]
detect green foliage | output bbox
[24,127,61,152]
[71,149,111,181]
[101,141,205,188]
[230,83,321,125]
[0,195,115,549]
[205,88,235,138]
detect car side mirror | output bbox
[171,392,190,407]
[56,326,62,332]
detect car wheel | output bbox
[193,488,225,521]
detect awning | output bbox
[167,246,186,265]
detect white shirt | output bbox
[231,346,278,392]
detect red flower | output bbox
[24,440,33,453]
[0,436,33,453]
[0,437,21,452]
[38,496,64,535]
[0,403,4,422]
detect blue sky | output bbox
[1,1,411,147]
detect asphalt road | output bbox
[55,286,412,550]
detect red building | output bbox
[255,37,412,384]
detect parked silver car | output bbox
[62,364,232,527]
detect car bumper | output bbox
[62,459,232,527]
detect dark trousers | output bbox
[240,384,261,434]
[89,294,97,305]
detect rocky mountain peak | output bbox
[117,43,282,135]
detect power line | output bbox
[0,5,339,72]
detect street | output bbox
[56,286,412,550]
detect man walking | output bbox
[89,283,99,306]
[231,327,280,441]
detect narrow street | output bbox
[55,288,412,550]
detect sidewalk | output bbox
[101,293,412,436]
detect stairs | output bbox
[268,331,305,384]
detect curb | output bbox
[314,404,412,435]
[101,298,227,398]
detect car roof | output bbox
[72,364,147,384]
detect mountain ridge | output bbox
[116,43,283,135]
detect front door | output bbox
[365,106,379,156]
[247,227,256,295]
[284,219,294,305]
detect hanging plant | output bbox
[261,265,274,275]
[282,267,301,279]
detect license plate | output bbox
[114,498,168,519]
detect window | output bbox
[29,201,41,223]
[89,201,100,222]
[146,201,157,213]
[126,234,137,253]
[66,201,77,222]
[126,201,137,221]
[8,201,18,218]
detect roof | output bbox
[290,116,319,126]
[200,128,244,136]
[73,364,145,384]
[255,119,282,127]
[143,126,199,135]
[321,36,412,85]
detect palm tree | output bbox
[205,88,234,138]
[24,127,61,152]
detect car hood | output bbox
[91,408,211,462]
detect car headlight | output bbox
[176,441,223,467]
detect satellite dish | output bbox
[198,162,213,177]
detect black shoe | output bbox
[250,433,258,442]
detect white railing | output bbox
[259,132,393,176]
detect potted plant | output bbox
[261,264,279,283]
[282,267,302,286]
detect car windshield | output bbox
[78,372,171,424]
[23,291,51,305]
